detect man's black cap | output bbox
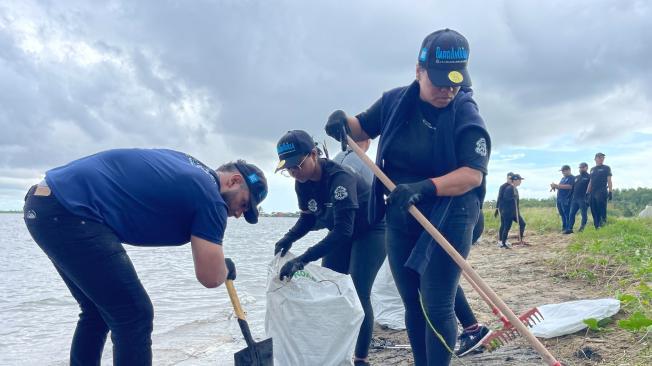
[507,171,514,178]
[418,28,471,87]
[234,161,267,224]
[511,173,524,181]
[595,152,606,158]
[560,165,571,171]
[275,130,316,172]
[579,162,588,168]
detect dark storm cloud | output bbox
[1,0,650,210]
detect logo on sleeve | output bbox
[307,199,318,212]
[475,138,487,157]
[334,186,348,200]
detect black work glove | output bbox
[325,110,351,142]
[279,256,307,281]
[274,236,294,257]
[608,191,613,201]
[225,258,236,281]
[585,193,591,205]
[493,208,499,218]
[387,179,437,211]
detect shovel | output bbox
[225,272,273,365]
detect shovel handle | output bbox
[226,280,246,320]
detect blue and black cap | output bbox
[510,173,524,181]
[418,28,471,87]
[234,161,267,224]
[275,130,316,172]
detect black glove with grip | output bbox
[387,179,437,211]
[608,191,613,201]
[279,256,307,281]
[274,236,294,257]
[325,110,351,143]
[225,258,236,281]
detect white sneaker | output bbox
[503,241,512,249]
[497,241,503,248]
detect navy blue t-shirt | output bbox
[357,98,489,185]
[557,175,575,201]
[45,149,228,246]
[590,165,612,193]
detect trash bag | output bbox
[265,253,364,366]
[530,298,621,338]
[639,205,652,218]
[370,259,405,330]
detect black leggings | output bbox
[499,212,525,243]
[322,222,386,359]
[385,196,478,366]
[23,187,153,365]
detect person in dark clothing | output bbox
[550,165,575,233]
[587,152,613,228]
[324,29,491,365]
[567,162,590,233]
[23,149,267,365]
[498,174,525,248]
[494,172,513,218]
[273,130,386,366]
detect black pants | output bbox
[385,194,478,365]
[557,199,571,231]
[322,222,386,359]
[23,186,153,366]
[590,191,608,228]
[568,198,588,231]
[499,211,525,243]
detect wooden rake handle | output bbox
[344,136,560,366]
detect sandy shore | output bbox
[366,231,647,365]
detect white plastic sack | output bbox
[639,205,652,218]
[370,259,405,330]
[265,253,364,366]
[530,298,620,338]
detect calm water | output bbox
[0,214,325,365]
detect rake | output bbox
[462,272,543,351]
[345,135,561,366]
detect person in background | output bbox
[324,28,491,365]
[550,165,575,233]
[587,152,613,228]
[273,130,386,366]
[567,162,590,233]
[498,174,525,248]
[23,148,266,365]
[333,139,374,186]
[494,172,513,219]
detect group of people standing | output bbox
[24,28,492,366]
[552,152,613,233]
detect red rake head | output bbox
[481,328,520,352]
[517,307,544,328]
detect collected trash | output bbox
[370,259,405,330]
[530,298,621,338]
[265,254,364,366]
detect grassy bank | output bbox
[482,207,568,235]
[554,216,652,349]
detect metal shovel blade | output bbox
[233,319,273,366]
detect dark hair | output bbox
[216,159,247,173]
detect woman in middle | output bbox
[273,129,386,366]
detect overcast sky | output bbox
[1,0,651,212]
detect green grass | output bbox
[482,207,568,235]
[558,217,652,337]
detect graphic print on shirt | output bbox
[333,186,348,200]
[307,198,318,212]
[475,137,487,157]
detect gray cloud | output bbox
[1,0,651,210]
